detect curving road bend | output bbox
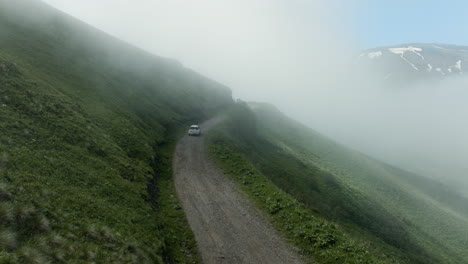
[173,116,303,264]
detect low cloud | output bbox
[42,0,468,192]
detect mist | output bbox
[42,0,468,193]
[308,74,468,193]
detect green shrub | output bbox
[207,140,387,264]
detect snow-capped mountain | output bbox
[358,43,468,83]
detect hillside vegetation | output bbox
[0,0,232,262]
[207,102,468,264]
[2,1,467,263]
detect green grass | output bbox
[152,139,201,264]
[250,103,468,264]
[208,139,395,264]
[207,102,468,264]
[0,0,231,262]
[3,1,467,263]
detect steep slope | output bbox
[208,102,468,264]
[0,0,232,262]
[358,43,468,83]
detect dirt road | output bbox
[173,116,303,264]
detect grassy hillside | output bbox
[0,0,232,262]
[207,102,468,264]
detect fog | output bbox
[42,0,468,193]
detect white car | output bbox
[188,125,201,136]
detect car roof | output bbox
[190,125,199,128]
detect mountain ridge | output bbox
[358,42,468,83]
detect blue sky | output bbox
[355,0,468,48]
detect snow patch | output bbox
[446,60,463,73]
[389,46,422,56]
[368,51,382,59]
[427,64,433,72]
[436,68,445,75]
[415,51,424,60]
[432,45,449,50]
[388,46,424,71]
[401,56,418,71]
[455,60,462,71]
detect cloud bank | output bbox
[42,0,468,193]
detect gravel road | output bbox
[173,116,303,264]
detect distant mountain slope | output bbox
[358,43,468,83]
[209,102,468,264]
[0,0,231,262]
